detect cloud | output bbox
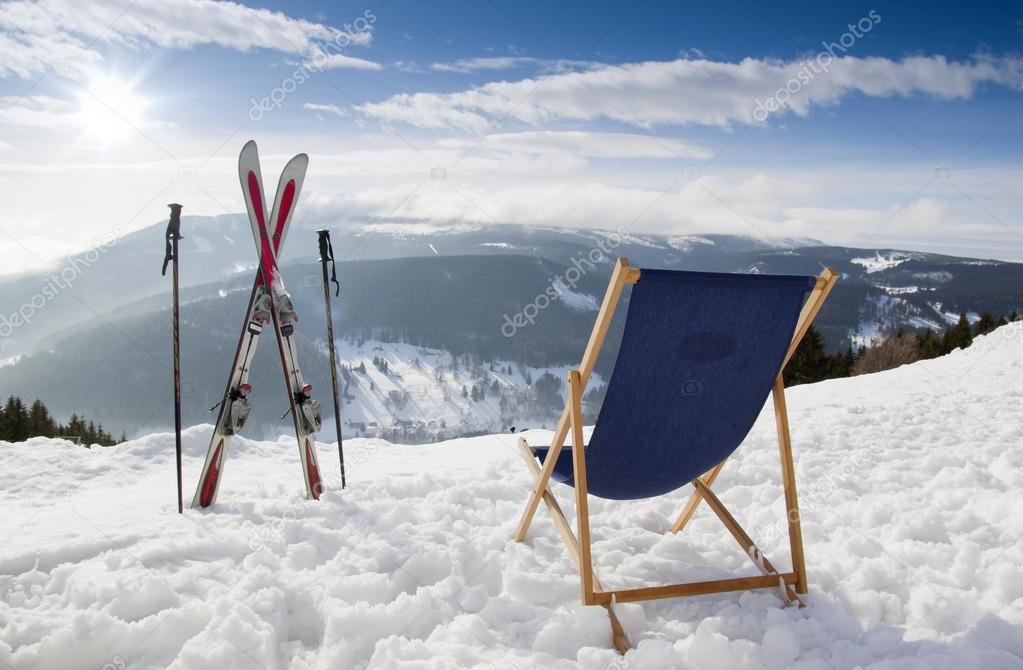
[431,57,541,73]
[430,56,603,75]
[286,161,1023,262]
[358,54,1023,132]
[0,0,374,79]
[0,95,75,129]
[437,130,711,160]
[303,103,348,117]
[316,53,382,71]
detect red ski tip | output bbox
[302,384,313,395]
[199,439,224,507]
[306,441,322,500]
[240,383,252,394]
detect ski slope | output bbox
[1,324,1022,669]
[326,339,605,442]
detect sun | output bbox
[76,74,149,144]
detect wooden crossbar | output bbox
[593,573,799,605]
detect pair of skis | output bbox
[192,141,323,507]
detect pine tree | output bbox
[28,399,55,437]
[943,313,973,351]
[917,329,942,359]
[783,325,829,386]
[973,311,997,336]
[66,413,83,442]
[3,396,29,441]
[830,344,854,377]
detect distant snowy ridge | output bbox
[851,251,919,273]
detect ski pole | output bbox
[317,229,346,488]
[163,203,184,513]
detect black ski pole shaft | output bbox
[163,203,184,513]
[317,229,345,488]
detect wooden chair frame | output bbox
[514,257,838,653]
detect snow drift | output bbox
[1,323,1022,669]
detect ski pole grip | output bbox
[316,229,340,296]
[162,203,184,276]
[316,229,330,261]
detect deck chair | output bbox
[514,257,837,653]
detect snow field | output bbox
[1,323,1022,668]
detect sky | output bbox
[0,0,1021,275]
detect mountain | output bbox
[0,217,1020,437]
[0,215,806,359]
[0,255,619,439]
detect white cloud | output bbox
[0,0,374,79]
[358,54,1023,132]
[430,56,605,75]
[0,95,75,129]
[287,161,1023,262]
[431,57,540,73]
[303,103,348,117]
[317,53,382,71]
[437,130,711,160]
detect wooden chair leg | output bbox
[514,257,636,542]
[568,370,595,606]
[773,377,808,594]
[515,437,632,654]
[672,460,727,534]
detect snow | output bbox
[851,252,917,274]
[0,354,21,368]
[552,279,599,312]
[325,339,604,440]
[2,324,1023,668]
[667,235,715,252]
[930,305,982,326]
[357,223,482,237]
[229,262,256,275]
[878,285,920,295]
[913,271,954,283]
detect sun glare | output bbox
[76,74,148,144]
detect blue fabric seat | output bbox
[534,269,815,500]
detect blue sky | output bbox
[0,0,1021,274]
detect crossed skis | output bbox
[193,141,324,507]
